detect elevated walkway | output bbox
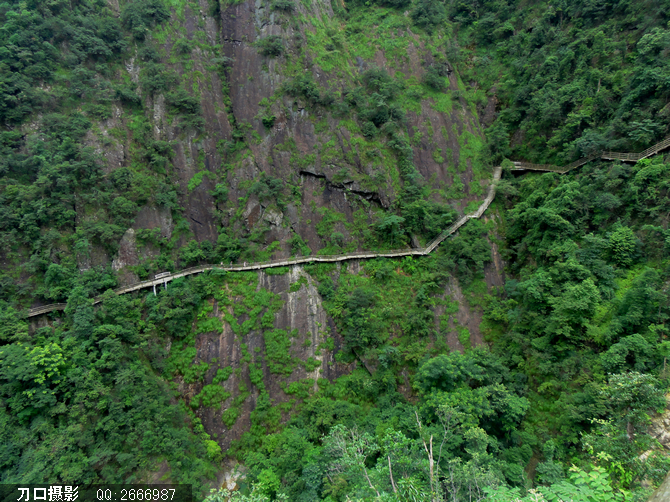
[27,133,670,318]
[512,135,670,173]
[28,168,501,317]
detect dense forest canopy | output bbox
[1,0,670,501]
[452,0,670,163]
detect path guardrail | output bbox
[513,135,670,173]
[27,167,503,318]
[27,304,68,316]
[27,132,670,319]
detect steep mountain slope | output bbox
[0,0,502,493]
[2,0,670,500]
[1,0,493,302]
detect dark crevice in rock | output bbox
[299,170,387,208]
[347,188,385,206]
[299,169,326,179]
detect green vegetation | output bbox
[450,0,670,165]
[200,154,670,502]
[255,36,284,58]
[3,0,670,500]
[271,0,295,12]
[0,279,217,495]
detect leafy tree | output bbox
[582,418,670,490]
[486,120,512,162]
[546,278,600,339]
[571,129,607,158]
[485,465,626,502]
[607,226,638,267]
[628,119,664,148]
[601,334,659,373]
[415,350,529,438]
[377,215,407,247]
[322,424,382,498]
[441,219,492,286]
[0,303,29,343]
[601,372,666,429]
[411,0,447,32]
[607,268,665,340]
[121,0,170,40]
[340,287,383,351]
[402,199,457,239]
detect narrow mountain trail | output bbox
[27,136,670,318]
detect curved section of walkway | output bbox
[28,167,502,318]
[512,135,670,173]
[26,133,670,318]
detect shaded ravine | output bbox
[26,133,670,318]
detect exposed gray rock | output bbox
[286,204,300,229]
[263,207,283,226]
[112,228,139,271]
[648,470,670,502]
[133,205,174,240]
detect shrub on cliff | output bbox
[423,66,447,91]
[272,0,295,12]
[283,75,334,107]
[121,0,170,40]
[411,0,447,32]
[256,36,284,57]
[349,0,411,8]
[262,115,276,128]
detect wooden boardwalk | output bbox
[512,135,670,173]
[27,168,502,317]
[26,133,670,318]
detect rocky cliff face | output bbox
[85,0,494,280]
[643,396,670,501]
[20,0,503,452]
[181,265,352,451]
[176,257,504,451]
[647,471,670,502]
[85,0,502,449]
[649,398,670,451]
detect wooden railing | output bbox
[27,133,670,318]
[512,135,670,173]
[27,167,503,318]
[27,303,68,316]
[602,136,670,162]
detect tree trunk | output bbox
[388,456,398,494]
